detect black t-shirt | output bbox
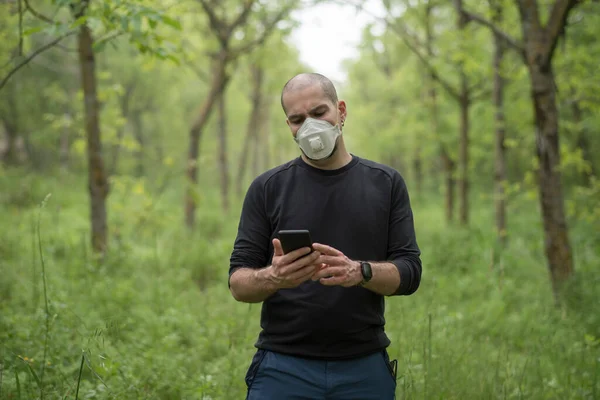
[229,155,422,360]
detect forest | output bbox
[0,0,599,399]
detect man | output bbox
[228,72,422,399]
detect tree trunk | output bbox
[218,91,229,212]
[426,0,454,224]
[109,84,134,175]
[262,94,271,171]
[491,0,507,246]
[2,78,21,165]
[442,150,455,223]
[59,112,70,172]
[252,88,270,178]
[414,145,423,196]
[236,63,263,196]
[78,23,109,254]
[185,52,230,228]
[457,0,470,226]
[458,94,469,225]
[514,0,576,301]
[571,99,594,183]
[132,111,144,177]
[1,119,19,165]
[529,64,574,300]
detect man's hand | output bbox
[263,239,322,290]
[310,243,363,287]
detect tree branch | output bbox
[332,0,459,98]
[544,0,580,62]
[230,3,295,58]
[228,0,257,34]
[0,31,76,91]
[388,20,460,99]
[459,8,525,56]
[197,0,227,45]
[23,0,54,23]
[18,0,23,56]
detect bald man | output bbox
[229,73,422,399]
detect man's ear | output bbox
[338,100,347,122]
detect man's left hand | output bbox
[311,243,363,287]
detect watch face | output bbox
[361,262,373,281]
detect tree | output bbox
[457,0,585,301]
[0,0,181,253]
[381,0,490,225]
[72,0,109,254]
[184,0,297,228]
[489,0,508,246]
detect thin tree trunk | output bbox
[457,0,470,226]
[491,0,507,246]
[1,119,19,165]
[236,63,263,196]
[78,22,109,254]
[251,128,260,180]
[60,112,70,171]
[426,0,454,223]
[109,84,134,175]
[132,111,144,177]
[442,150,455,223]
[571,99,594,183]
[261,95,272,172]
[185,52,229,228]
[458,95,469,225]
[218,90,229,212]
[2,78,20,165]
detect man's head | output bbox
[280,73,346,137]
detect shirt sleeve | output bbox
[228,178,272,287]
[386,171,422,296]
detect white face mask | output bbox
[294,118,341,161]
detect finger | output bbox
[312,243,344,256]
[272,238,284,257]
[282,250,321,274]
[316,255,345,266]
[282,246,314,265]
[311,266,345,281]
[287,264,319,283]
[319,275,347,286]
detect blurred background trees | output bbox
[1,0,599,398]
[1,0,598,297]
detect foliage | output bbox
[1,0,599,398]
[0,171,598,399]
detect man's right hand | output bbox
[263,238,322,289]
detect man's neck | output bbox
[301,150,353,171]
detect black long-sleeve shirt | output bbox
[229,155,422,360]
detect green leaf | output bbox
[26,363,42,389]
[23,26,44,36]
[161,16,182,30]
[70,16,88,29]
[15,369,21,399]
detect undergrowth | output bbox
[0,168,598,399]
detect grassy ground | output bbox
[0,168,599,399]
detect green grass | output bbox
[0,167,599,399]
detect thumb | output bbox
[272,238,284,256]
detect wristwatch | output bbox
[359,261,373,285]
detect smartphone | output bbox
[278,230,313,255]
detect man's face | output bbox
[283,84,346,137]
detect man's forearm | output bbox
[229,267,278,303]
[361,262,400,296]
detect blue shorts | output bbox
[244,349,397,399]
